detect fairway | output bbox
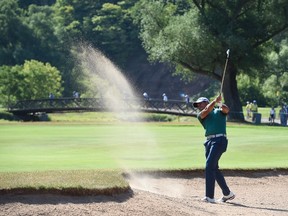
[0,122,287,172]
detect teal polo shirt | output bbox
[197,108,227,137]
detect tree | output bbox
[0,65,23,106]
[51,0,144,95]
[24,3,77,93]
[238,36,288,107]
[133,0,288,121]
[0,60,63,106]
[261,36,288,106]
[90,2,139,65]
[20,60,63,99]
[0,0,35,65]
[53,0,141,67]
[237,74,266,107]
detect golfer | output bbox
[193,94,235,203]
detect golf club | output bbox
[220,49,230,95]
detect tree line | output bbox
[0,0,141,106]
[0,0,287,121]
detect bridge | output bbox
[7,97,198,119]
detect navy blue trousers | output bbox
[204,136,230,198]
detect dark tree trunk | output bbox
[222,63,245,121]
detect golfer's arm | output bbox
[199,100,217,119]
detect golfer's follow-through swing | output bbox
[193,49,235,203]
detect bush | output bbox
[144,114,174,122]
[0,111,17,121]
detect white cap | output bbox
[193,97,210,107]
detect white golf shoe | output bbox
[201,196,216,203]
[218,191,235,202]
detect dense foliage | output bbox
[0,0,287,119]
[0,0,140,104]
[132,0,288,120]
[0,60,63,106]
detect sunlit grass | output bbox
[0,122,287,172]
[0,111,287,195]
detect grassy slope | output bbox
[0,170,129,195]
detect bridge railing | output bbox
[8,97,198,116]
[135,99,197,116]
[8,98,105,113]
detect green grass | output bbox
[0,114,287,195]
[222,125,288,168]
[0,122,287,172]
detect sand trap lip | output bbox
[1,169,288,216]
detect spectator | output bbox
[143,92,149,100]
[279,106,287,126]
[49,93,54,106]
[73,91,80,98]
[245,101,251,119]
[269,107,276,125]
[143,92,149,108]
[250,100,258,122]
[162,93,168,109]
[185,94,191,109]
[185,94,190,103]
[162,93,168,102]
[49,93,54,99]
[285,104,288,122]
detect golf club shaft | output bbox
[220,49,230,94]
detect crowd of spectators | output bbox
[246,100,288,126]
